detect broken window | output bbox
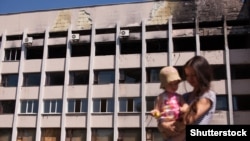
[173,37,196,52]
[4,48,21,61]
[0,100,15,114]
[71,43,91,57]
[146,39,168,53]
[119,68,141,83]
[48,45,66,58]
[95,41,116,56]
[1,74,18,87]
[94,70,115,84]
[200,35,224,50]
[93,98,114,113]
[17,128,36,141]
[44,99,62,114]
[66,128,86,141]
[46,72,65,86]
[26,46,44,59]
[146,67,161,83]
[68,99,88,113]
[120,40,142,54]
[23,73,41,86]
[20,100,38,114]
[69,71,89,85]
[119,97,141,112]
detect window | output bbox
[26,46,44,59]
[71,43,91,57]
[23,73,41,86]
[118,128,141,141]
[94,70,115,84]
[146,97,155,112]
[1,74,18,87]
[233,95,250,111]
[146,128,162,141]
[0,100,15,114]
[93,98,114,113]
[146,68,161,83]
[44,100,62,113]
[92,129,113,141]
[146,39,168,53]
[68,99,88,113]
[17,128,36,141]
[120,40,142,54]
[48,45,66,58]
[66,128,86,141]
[120,69,141,83]
[46,72,65,86]
[69,71,89,85]
[20,100,38,114]
[0,128,12,141]
[95,42,116,56]
[4,48,21,61]
[119,97,141,112]
[41,128,60,141]
[216,95,228,111]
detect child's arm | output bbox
[150,95,162,118]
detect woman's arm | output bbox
[184,97,212,124]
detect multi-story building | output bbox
[0,0,249,141]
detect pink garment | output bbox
[161,93,180,120]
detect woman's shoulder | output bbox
[202,90,216,100]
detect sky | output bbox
[0,0,147,14]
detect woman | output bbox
[182,55,216,125]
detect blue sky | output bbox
[0,0,147,14]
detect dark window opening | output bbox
[146,25,167,32]
[231,64,250,79]
[27,33,45,39]
[71,43,91,57]
[0,100,15,114]
[95,42,116,56]
[228,34,250,49]
[94,70,115,84]
[173,37,196,52]
[173,22,195,29]
[48,45,66,58]
[66,129,86,141]
[146,97,155,112]
[96,28,116,34]
[93,99,114,112]
[46,72,65,86]
[5,48,21,61]
[0,128,12,140]
[1,74,18,87]
[120,41,142,54]
[146,39,168,53]
[26,46,43,59]
[146,67,161,83]
[120,68,141,83]
[49,31,67,38]
[6,35,22,41]
[233,95,250,111]
[216,95,228,110]
[199,21,223,28]
[17,128,36,141]
[69,71,89,85]
[41,128,61,141]
[200,35,224,50]
[23,73,41,86]
[212,65,227,80]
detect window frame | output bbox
[20,100,38,114]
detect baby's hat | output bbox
[159,66,181,89]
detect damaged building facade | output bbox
[0,0,250,141]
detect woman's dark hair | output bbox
[184,56,213,97]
